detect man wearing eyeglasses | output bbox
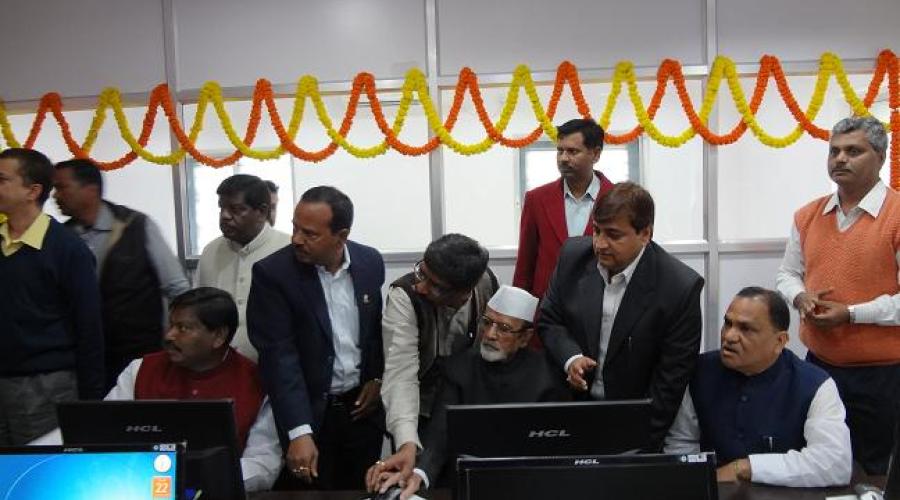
[367,234,498,491]
[370,285,569,498]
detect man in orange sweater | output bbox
[776,116,900,475]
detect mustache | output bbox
[163,340,180,352]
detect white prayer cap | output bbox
[486,285,539,322]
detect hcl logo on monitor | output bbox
[527,429,571,438]
[125,425,164,433]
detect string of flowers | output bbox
[0,50,897,187]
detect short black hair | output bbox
[0,148,54,205]
[55,158,104,196]
[169,287,239,344]
[264,180,279,194]
[423,233,489,290]
[299,186,354,233]
[557,118,605,150]
[735,286,790,332]
[593,181,655,232]
[216,174,270,212]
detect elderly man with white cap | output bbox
[370,285,571,498]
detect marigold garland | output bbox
[0,50,898,188]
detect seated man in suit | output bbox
[248,186,385,490]
[372,285,571,498]
[539,181,704,451]
[33,287,282,492]
[665,287,852,487]
[367,234,498,490]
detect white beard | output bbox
[479,342,509,362]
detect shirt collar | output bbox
[822,180,887,217]
[93,203,114,231]
[563,172,601,202]
[317,244,351,277]
[597,243,647,284]
[0,212,51,251]
[228,222,273,255]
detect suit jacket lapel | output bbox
[605,243,656,362]
[544,178,568,244]
[296,260,333,341]
[577,258,605,359]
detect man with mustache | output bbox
[371,285,569,499]
[248,186,385,490]
[776,115,900,475]
[197,174,290,361]
[513,118,614,302]
[53,158,189,389]
[665,287,851,487]
[539,181,704,452]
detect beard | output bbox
[479,342,509,363]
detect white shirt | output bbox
[776,181,900,325]
[563,174,601,237]
[563,245,647,399]
[317,245,361,394]
[287,245,362,441]
[664,378,852,487]
[381,287,473,449]
[30,358,283,493]
[197,224,291,361]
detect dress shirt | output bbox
[70,203,189,299]
[563,245,647,399]
[776,181,900,325]
[31,358,283,492]
[0,212,49,256]
[563,174,601,237]
[317,245,361,394]
[664,378,852,487]
[197,224,290,360]
[381,287,472,449]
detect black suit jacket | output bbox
[538,238,704,450]
[247,241,385,438]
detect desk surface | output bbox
[249,480,881,500]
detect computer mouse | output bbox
[370,486,403,500]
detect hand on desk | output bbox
[717,459,751,483]
[287,435,319,484]
[366,442,417,498]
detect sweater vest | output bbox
[690,350,828,464]
[795,191,900,365]
[134,349,264,452]
[390,269,498,418]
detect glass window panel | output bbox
[716,73,884,240]
[7,106,178,252]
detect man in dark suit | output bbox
[539,181,704,451]
[247,186,385,490]
[513,118,614,301]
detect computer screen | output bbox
[447,399,651,457]
[456,452,718,500]
[57,400,244,500]
[0,443,184,500]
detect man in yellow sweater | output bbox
[776,115,900,475]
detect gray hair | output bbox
[831,116,888,159]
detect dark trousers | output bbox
[275,387,385,491]
[808,352,900,475]
[0,370,78,445]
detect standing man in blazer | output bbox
[539,182,704,451]
[514,118,615,301]
[247,186,385,490]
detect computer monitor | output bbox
[57,400,244,500]
[447,399,652,458]
[0,442,184,500]
[455,452,718,500]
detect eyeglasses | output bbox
[480,315,528,337]
[413,260,456,297]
